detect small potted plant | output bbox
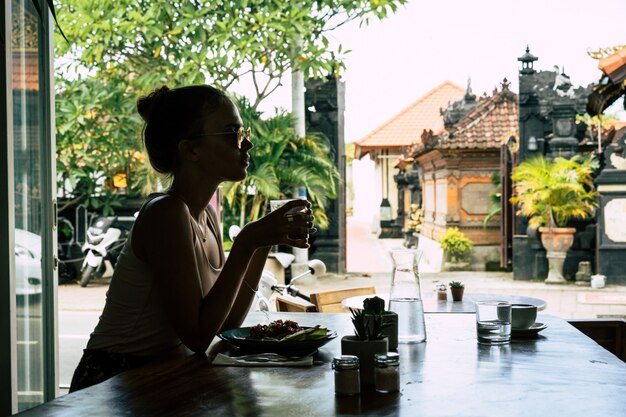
[439,227,473,271]
[341,297,390,385]
[449,281,465,301]
[363,296,398,351]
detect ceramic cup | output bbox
[511,304,537,330]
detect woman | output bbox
[69,85,315,392]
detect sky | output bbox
[231,0,626,143]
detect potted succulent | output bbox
[341,297,390,385]
[439,227,473,271]
[511,155,598,283]
[449,281,465,301]
[363,296,398,351]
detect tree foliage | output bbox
[55,0,407,108]
[222,97,340,231]
[53,0,406,214]
[55,75,146,214]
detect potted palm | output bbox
[342,297,390,385]
[439,227,473,271]
[511,155,598,283]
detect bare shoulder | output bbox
[142,194,188,218]
[133,195,191,260]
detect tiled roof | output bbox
[354,81,464,158]
[12,51,39,91]
[599,47,626,85]
[409,84,518,156]
[438,86,518,150]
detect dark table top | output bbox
[343,292,547,313]
[18,312,626,417]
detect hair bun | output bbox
[137,85,170,122]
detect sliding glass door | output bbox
[1,0,56,413]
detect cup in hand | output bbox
[511,304,537,330]
[476,301,511,345]
[269,199,308,240]
[269,199,296,213]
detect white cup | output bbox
[269,199,295,212]
[590,274,606,289]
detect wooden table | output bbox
[342,292,547,313]
[18,312,626,417]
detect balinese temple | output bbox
[353,82,464,238]
[395,80,518,268]
[587,46,626,118]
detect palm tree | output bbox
[510,155,598,229]
[221,97,340,231]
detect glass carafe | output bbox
[388,249,426,343]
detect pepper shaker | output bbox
[332,355,360,396]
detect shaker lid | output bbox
[332,355,360,370]
[374,352,400,366]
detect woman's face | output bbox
[192,99,253,182]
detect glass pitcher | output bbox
[388,249,426,343]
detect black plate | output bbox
[512,322,547,338]
[219,327,336,355]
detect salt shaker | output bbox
[436,283,448,301]
[332,355,360,396]
[374,352,400,393]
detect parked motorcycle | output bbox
[227,224,325,311]
[79,216,127,287]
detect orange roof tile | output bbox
[354,81,464,158]
[409,84,518,155]
[12,51,39,91]
[438,87,518,150]
[599,47,626,85]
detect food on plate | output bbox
[247,320,331,342]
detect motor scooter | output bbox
[251,258,326,311]
[79,216,125,287]
[227,225,325,311]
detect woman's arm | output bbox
[219,245,271,331]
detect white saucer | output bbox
[512,322,547,337]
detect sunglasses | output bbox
[186,126,252,149]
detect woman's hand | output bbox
[237,199,316,250]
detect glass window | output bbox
[12,0,46,410]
